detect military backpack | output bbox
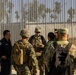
[49,42,74,75]
[13,41,31,65]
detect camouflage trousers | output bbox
[14,65,31,75]
[37,56,45,75]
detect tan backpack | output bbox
[13,41,30,65]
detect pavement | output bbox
[11,69,17,75]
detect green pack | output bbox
[34,37,42,47]
[13,41,30,65]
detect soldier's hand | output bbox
[39,44,44,48]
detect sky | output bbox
[11,0,76,23]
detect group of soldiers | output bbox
[0,26,76,75]
[12,26,76,75]
[12,26,46,75]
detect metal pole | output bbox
[64,0,65,26]
[21,0,23,29]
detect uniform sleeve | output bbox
[41,43,49,64]
[41,35,46,45]
[29,35,34,44]
[69,44,76,69]
[29,45,39,69]
[69,44,76,58]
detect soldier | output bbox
[12,28,39,75]
[29,26,46,75]
[0,30,12,75]
[42,32,56,75]
[48,28,76,75]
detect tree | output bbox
[26,0,51,22]
[41,13,46,23]
[7,1,14,23]
[7,1,14,14]
[0,0,14,23]
[67,7,75,22]
[27,0,38,22]
[15,11,20,22]
[21,5,28,23]
[53,14,57,22]
[67,18,71,22]
[0,0,7,22]
[53,2,61,22]
[50,14,53,22]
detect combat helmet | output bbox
[35,26,41,33]
[58,28,69,34]
[20,28,30,37]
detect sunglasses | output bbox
[36,32,40,33]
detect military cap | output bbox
[54,29,58,33]
[20,28,30,37]
[58,28,69,34]
[35,26,41,32]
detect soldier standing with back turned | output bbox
[49,28,76,75]
[29,26,46,75]
[12,28,39,75]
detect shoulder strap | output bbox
[40,35,46,44]
[15,42,29,50]
[65,43,72,52]
[53,42,72,49]
[15,42,21,51]
[53,41,58,49]
[31,35,35,39]
[29,35,35,44]
[40,35,43,40]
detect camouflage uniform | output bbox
[42,32,56,74]
[12,28,39,75]
[29,26,46,75]
[43,41,54,72]
[46,28,76,75]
